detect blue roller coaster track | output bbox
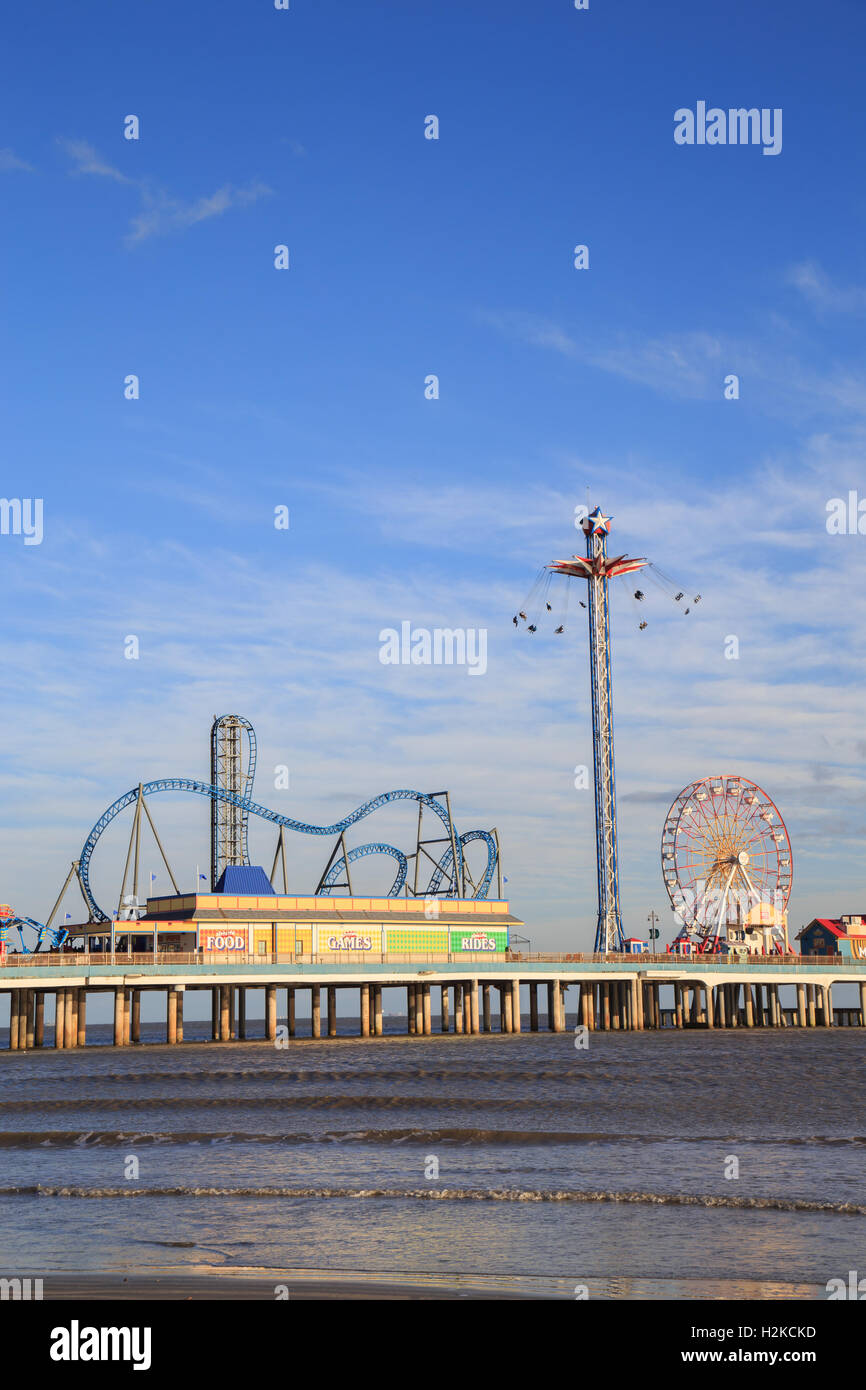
[73,780,497,925]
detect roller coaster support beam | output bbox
[269,826,290,894]
[43,860,91,931]
[140,792,180,897]
[117,785,145,916]
[315,832,354,895]
[410,791,462,898]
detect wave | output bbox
[3,1126,866,1149]
[0,1185,863,1214]
[0,1096,552,1112]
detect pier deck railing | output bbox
[0,949,855,970]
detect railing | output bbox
[0,949,858,970]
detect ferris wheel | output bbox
[661,775,793,952]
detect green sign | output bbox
[449,928,508,953]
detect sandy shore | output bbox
[37,1271,541,1300]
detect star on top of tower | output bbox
[585,507,612,536]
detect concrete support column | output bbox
[466,982,476,1035]
[234,988,244,1040]
[266,984,277,1042]
[501,984,512,1033]
[704,983,714,1029]
[546,982,556,1032]
[424,985,433,1036]
[555,980,565,1033]
[211,987,219,1040]
[167,987,178,1045]
[287,987,295,1037]
[374,985,383,1036]
[692,986,702,1026]
[408,984,416,1034]
[75,990,86,1048]
[440,985,449,1033]
[860,983,866,1028]
[585,986,596,1031]
[796,983,807,1028]
[415,985,424,1035]
[361,984,370,1037]
[54,990,66,1049]
[18,990,30,1050]
[220,985,231,1042]
[113,988,123,1047]
[454,984,464,1034]
[674,983,683,1029]
[176,989,183,1044]
[529,983,538,1032]
[632,977,644,1031]
[601,983,611,1031]
[820,985,830,1027]
[806,984,816,1027]
[328,986,337,1038]
[483,983,492,1033]
[510,980,521,1033]
[311,986,321,1039]
[35,991,45,1047]
[9,992,19,1050]
[611,981,621,1030]
[124,989,132,1045]
[744,985,754,1027]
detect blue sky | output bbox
[1,0,865,948]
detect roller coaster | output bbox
[4,715,502,952]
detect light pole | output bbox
[647,909,660,956]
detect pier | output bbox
[2,953,865,1049]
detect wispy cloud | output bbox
[126,180,272,244]
[56,136,272,244]
[0,146,34,173]
[57,137,132,184]
[483,308,866,424]
[483,310,731,400]
[787,260,866,315]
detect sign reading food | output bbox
[201,929,249,952]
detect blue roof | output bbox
[212,865,275,896]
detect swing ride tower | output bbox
[549,508,647,953]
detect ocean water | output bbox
[0,1024,864,1299]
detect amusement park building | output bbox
[77,869,523,959]
[797,916,866,959]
